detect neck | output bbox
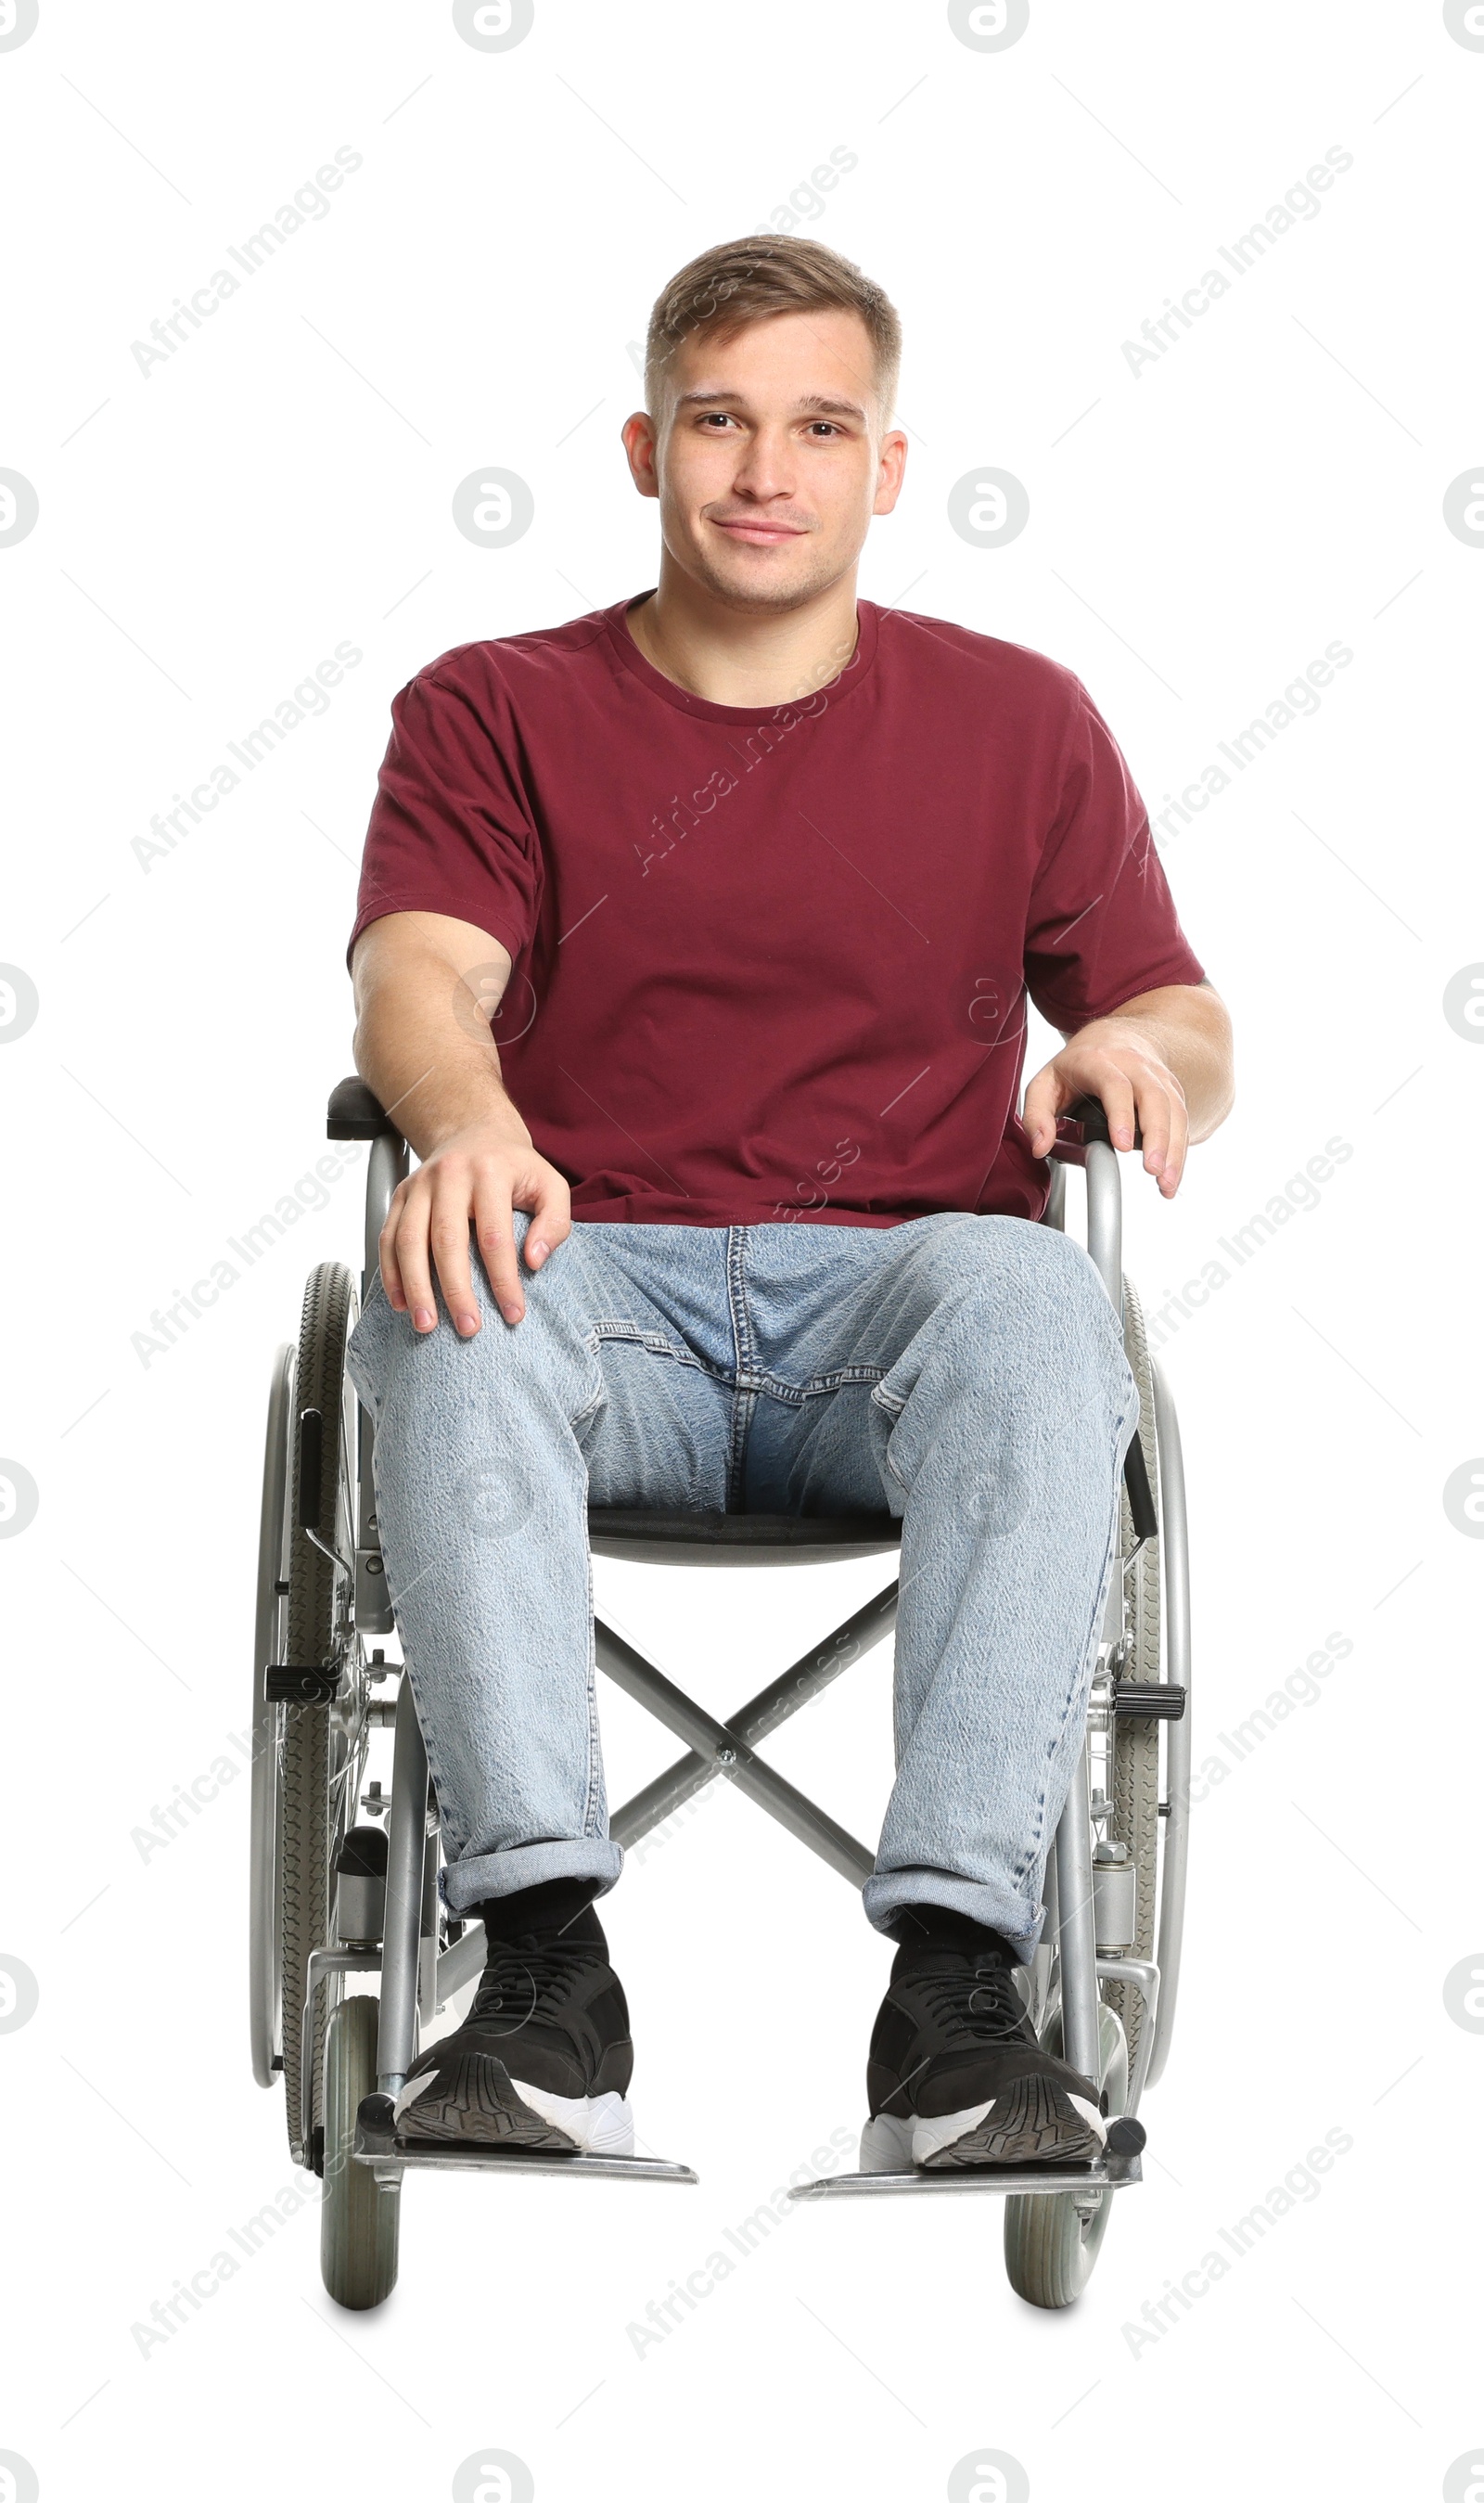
[625,556,861,709]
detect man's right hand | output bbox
[378,1125,572,1335]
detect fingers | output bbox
[378,1180,411,1315]
[382,1163,484,1335]
[385,1174,439,1333]
[522,1168,572,1272]
[428,1176,481,1338]
[1097,1069,1139,1154]
[1020,1062,1068,1159]
[473,1166,525,1327]
[1132,1068,1189,1197]
[1024,1039,1190,1195]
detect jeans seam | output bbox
[1006,1393,1135,1895]
[581,1537,603,1837]
[725,1226,755,1507]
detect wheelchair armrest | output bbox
[327,1075,402,1141]
[1048,1095,1144,1167]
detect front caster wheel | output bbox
[320,1995,400,2311]
[1003,2001,1128,2310]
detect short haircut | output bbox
[644,235,902,425]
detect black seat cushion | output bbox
[586,1508,902,1548]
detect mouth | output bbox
[710,518,810,546]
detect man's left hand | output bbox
[1022,1017,1190,1199]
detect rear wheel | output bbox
[1003,2000,1128,2310]
[320,1995,400,2310]
[277,1262,366,2163]
[1104,1277,1161,2073]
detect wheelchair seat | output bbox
[587,1506,902,1559]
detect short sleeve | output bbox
[347,668,543,969]
[1024,682,1206,1030]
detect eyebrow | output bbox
[672,389,868,422]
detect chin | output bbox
[693,544,840,613]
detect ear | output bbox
[621,409,660,501]
[873,429,908,517]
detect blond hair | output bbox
[645,234,902,424]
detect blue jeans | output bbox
[345,1210,1138,1958]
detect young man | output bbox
[345,236,1233,2172]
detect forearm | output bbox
[1096,983,1234,1141]
[352,933,529,1159]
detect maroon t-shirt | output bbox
[350,595,1205,1229]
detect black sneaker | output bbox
[392,1898,634,2156]
[862,1913,1106,2172]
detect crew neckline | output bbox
[602,590,879,724]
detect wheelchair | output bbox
[249,1077,1191,2313]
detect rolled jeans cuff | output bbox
[862,1867,1047,1964]
[439,1837,623,1918]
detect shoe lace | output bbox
[915,1961,1029,2047]
[469,1935,592,2029]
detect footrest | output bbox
[788,2151,1142,2201]
[352,2096,697,2185]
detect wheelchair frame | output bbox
[249,1083,1191,2302]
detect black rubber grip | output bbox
[264,1662,339,1703]
[297,1407,323,1530]
[1122,1435,1159,1541]
[1112,1680,1187,1721]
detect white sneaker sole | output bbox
[861,2083,1107,2174]
[391,2049,634,2156]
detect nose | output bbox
[726,423,800,505]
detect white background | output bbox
[2,3,1481,2498]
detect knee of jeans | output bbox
[953,1234,1132,1423]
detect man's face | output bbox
[623,308,906,613]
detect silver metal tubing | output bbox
[363,1131,408,1299]
[418,1792,441,2022]
[1145,1360,1191,2089]
[609,1585,899,1849]
[436,1918,485,2005]
[249,1342,293,2088]
[594,1620,876,1886]
[1083,1138,1123,1315]
[1054,1743,1103,2086]
[1094,1954,1160,2115]
[356,1134,406,1637]
[1041,1160,1067,1232]
[300,1948,381,2159]
[377,1669,429,2096]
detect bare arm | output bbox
[351,910,570,1332]
[1020,980,1234,1199]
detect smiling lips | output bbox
[710,516,810,545]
